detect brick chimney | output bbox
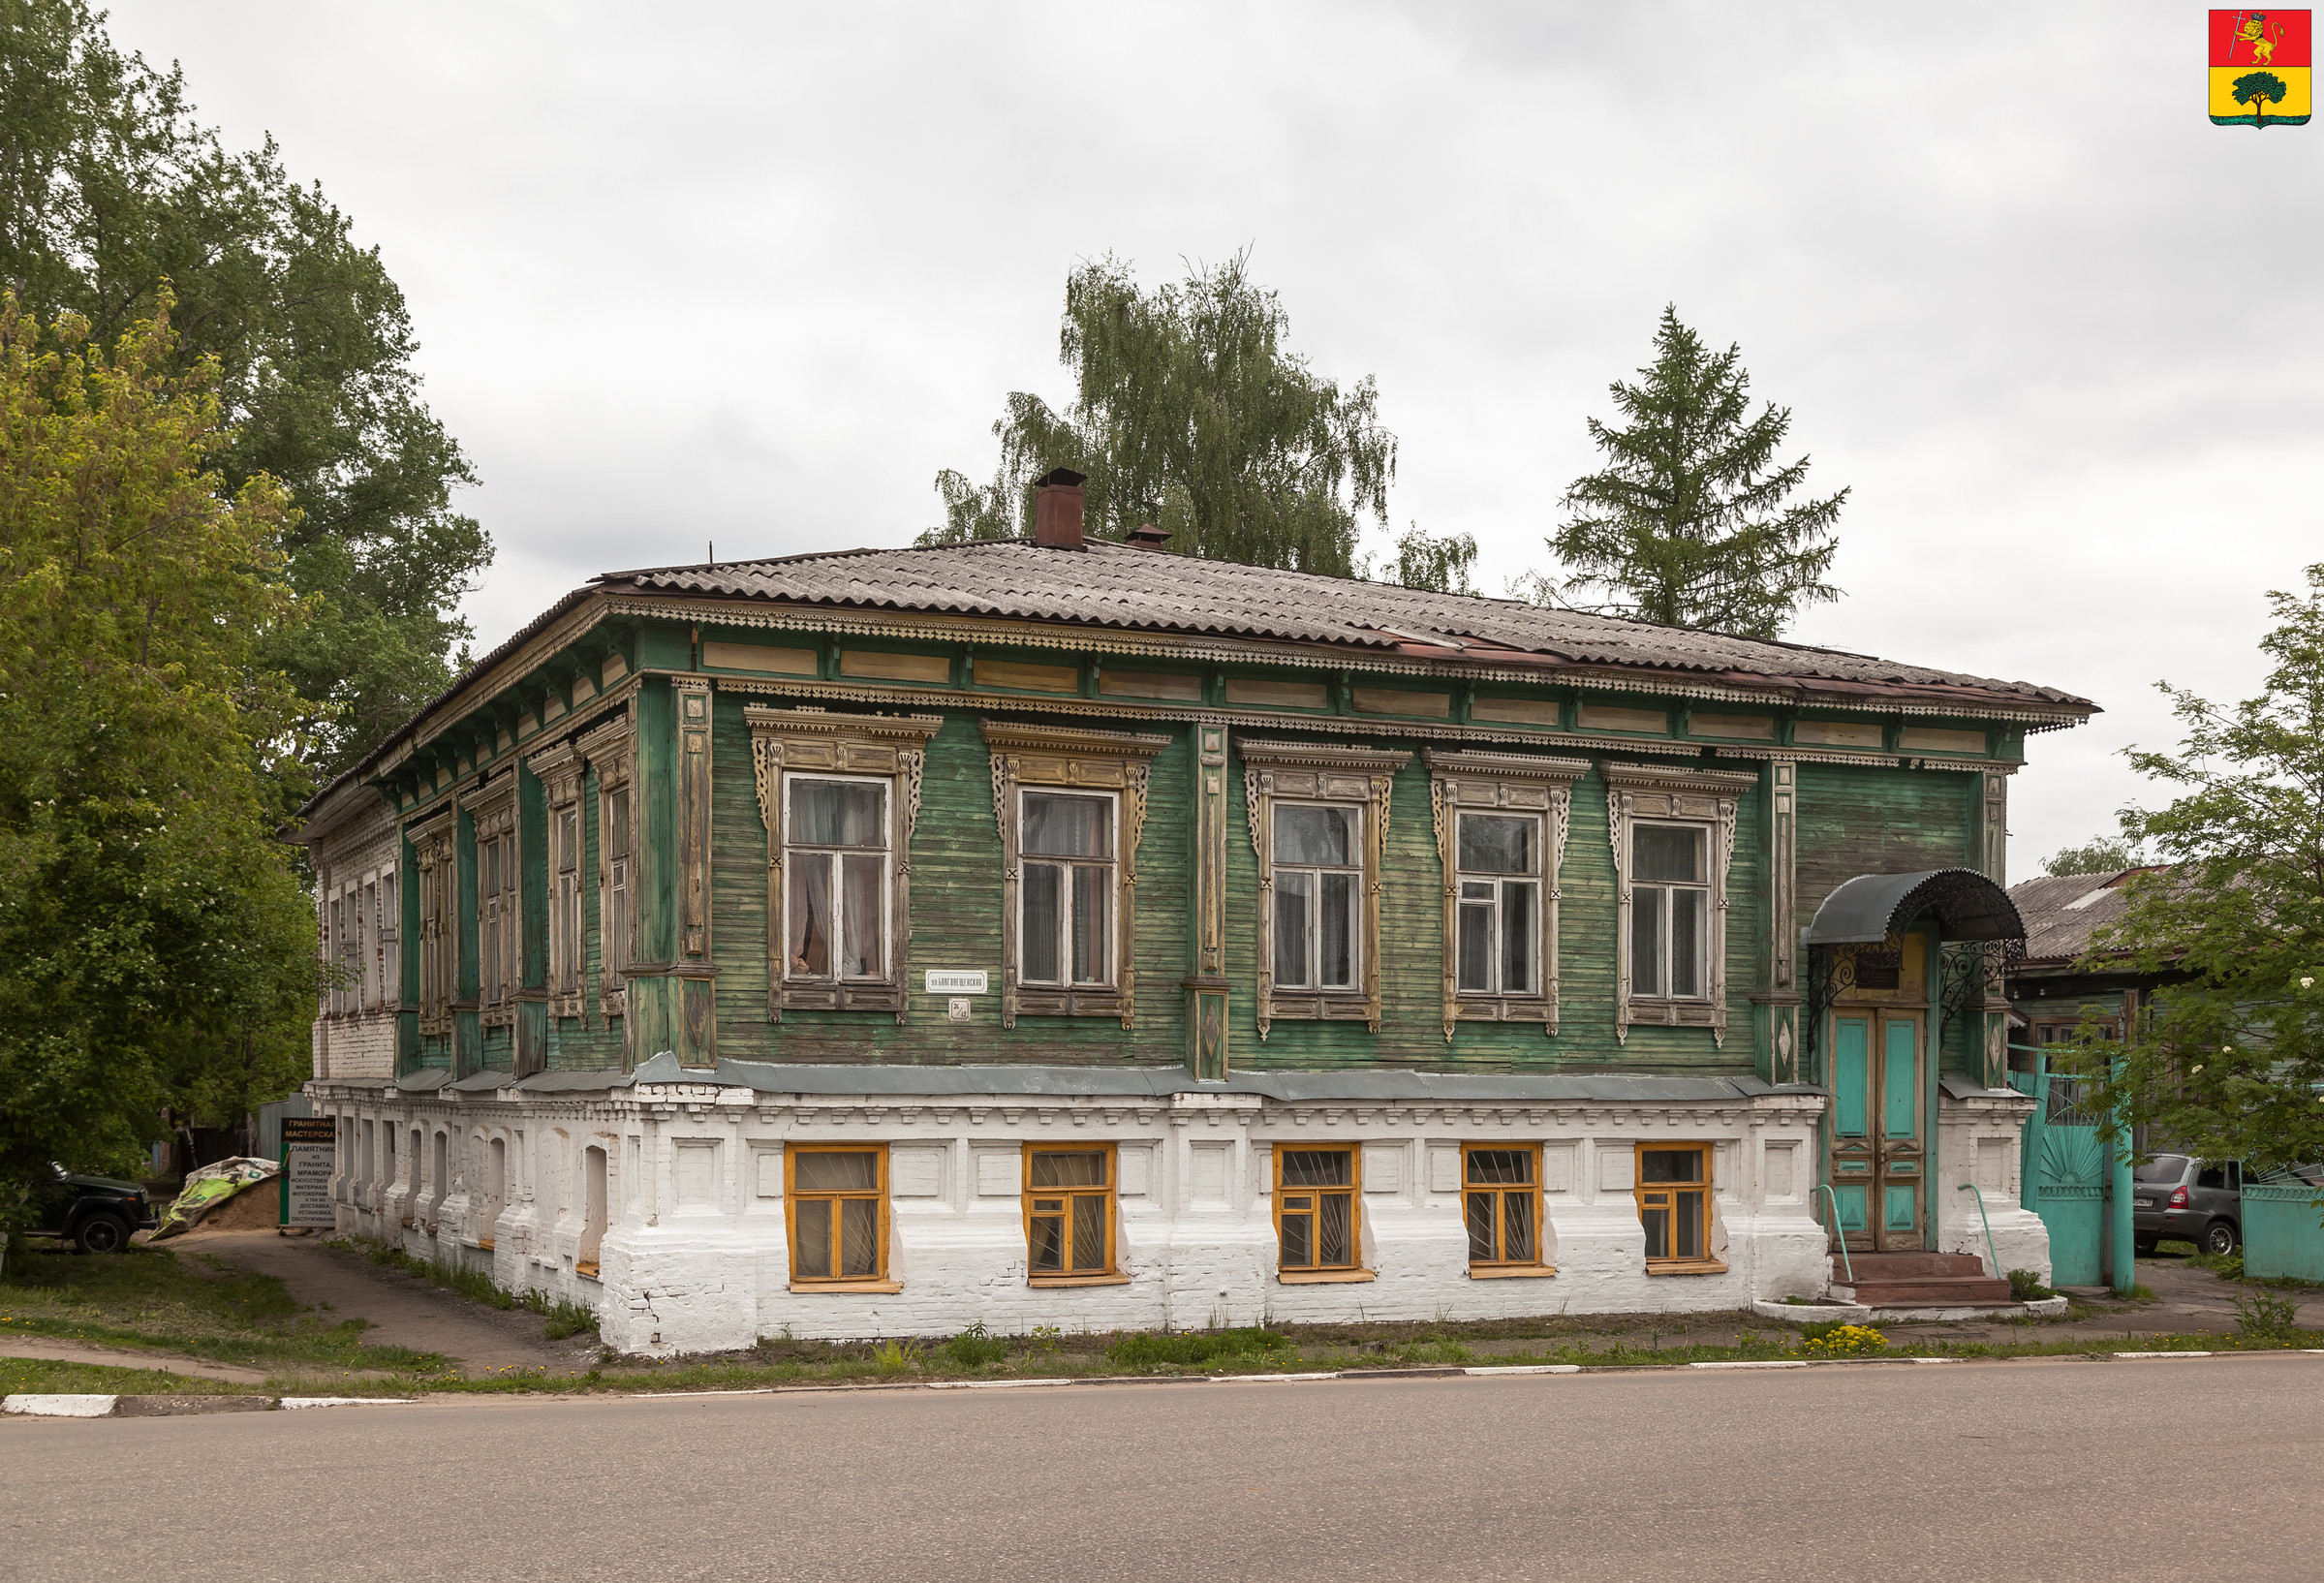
[1033,467,1087,549]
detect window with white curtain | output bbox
[1017,790,1115,988]
[1270,803,1360,992]
[785,774,891,983]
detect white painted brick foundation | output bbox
[310,1076,1848,1355]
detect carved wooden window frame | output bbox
[1603,763,1755,1047]
[409,809,455,1037]
[578,715,635,1019]
[471,784,520,1028]
[529,742,587,1019]
[983,720,1168,1030]
[1240,738,1410,1039]
[749,706,943,1020]
[1424,750,1589,1041]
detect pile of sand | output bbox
[175,1181,285,1235]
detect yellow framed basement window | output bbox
[1275,1146,1371,1282]
[1022,1144,1126,1286]
[786,1144,898,1291]
[1635,1142,1724,1273]
[1464,1143,1552,1276]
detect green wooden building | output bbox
[297,479,2096,1350]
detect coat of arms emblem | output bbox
[2212,10,2311,125]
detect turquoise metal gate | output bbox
[2010,1052,2108,1287]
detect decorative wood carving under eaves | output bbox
[980,720,1170,1031]
[1236,738,1411,1040]
[745,706,945,1021]
[1602,762,1756,1047]
[1421,749,1590,1043]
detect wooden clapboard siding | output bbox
[1796,762,1975,923]
[710,705,1193,1065]
[709,693,766,1051]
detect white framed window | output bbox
[1455,811,1540,997]
[982,719,1166,1028]
[378,870,400,1011]
[785,771,893,983]
[579,713,637,1024]
[603,784,632,994]
[554,809,582,994]
[412,813,455,1034]
[1425,748,1584,1040]
[1628,822,1710,1001]
[360,881,381,1009]
[750,706,942,1019]
[1241,737,1409,1037]
[1271,802,1361,993]
[327,893,349,1016]
[531,742,587,1020]
[476,801,519,1021]
[1602,762,1751,1046]
[1017,788,1116,988]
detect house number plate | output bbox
[925,971,989,994]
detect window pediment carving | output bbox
[1604,763,1753,1046]
[1238,739,1411,1038]
[749,707,945,1021]
[1422,750,1589,1042]
[981,720,1169,1030]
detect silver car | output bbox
[2131,1154,2241,1257]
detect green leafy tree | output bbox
[2234,70,2289,127]
[2043,836,2143,877]
[2080,566,2324,1182]
[1533,305,1846,639]
[0,0,489,785]
[1375,524,1477,595]
[0,296,321,1243]
[924,251,1396,575]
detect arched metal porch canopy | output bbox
[1800,868,2025,947]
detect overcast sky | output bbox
[110,1,2321,878]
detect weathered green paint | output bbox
[1883,1018,1916,1138]
[1835,1019,1869,1134]
[1796,762,1978,921]
[2242,1184,2324,1283]
[364,607,2022,1090]
[623,678,692,1067]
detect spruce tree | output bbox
[1535,305,1845,639]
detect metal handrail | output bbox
[1957,1182,2001,1280]
[1817,1184,1855,1287]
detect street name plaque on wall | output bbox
[924,971,988,994]
[279,1116,337,1229]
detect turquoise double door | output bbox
[1828,1009,1927,1252]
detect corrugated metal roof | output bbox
[595,539,2095,708]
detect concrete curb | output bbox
[4,1393,413,1418]
[16,1350,2322,1417]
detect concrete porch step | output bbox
[1834,1277,2016,1306]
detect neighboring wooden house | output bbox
[295,479,2095,1351]
[2004,866,2176,1046]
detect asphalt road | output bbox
[7,1357,2321,1582]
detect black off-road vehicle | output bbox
[27,1163,158,1254]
